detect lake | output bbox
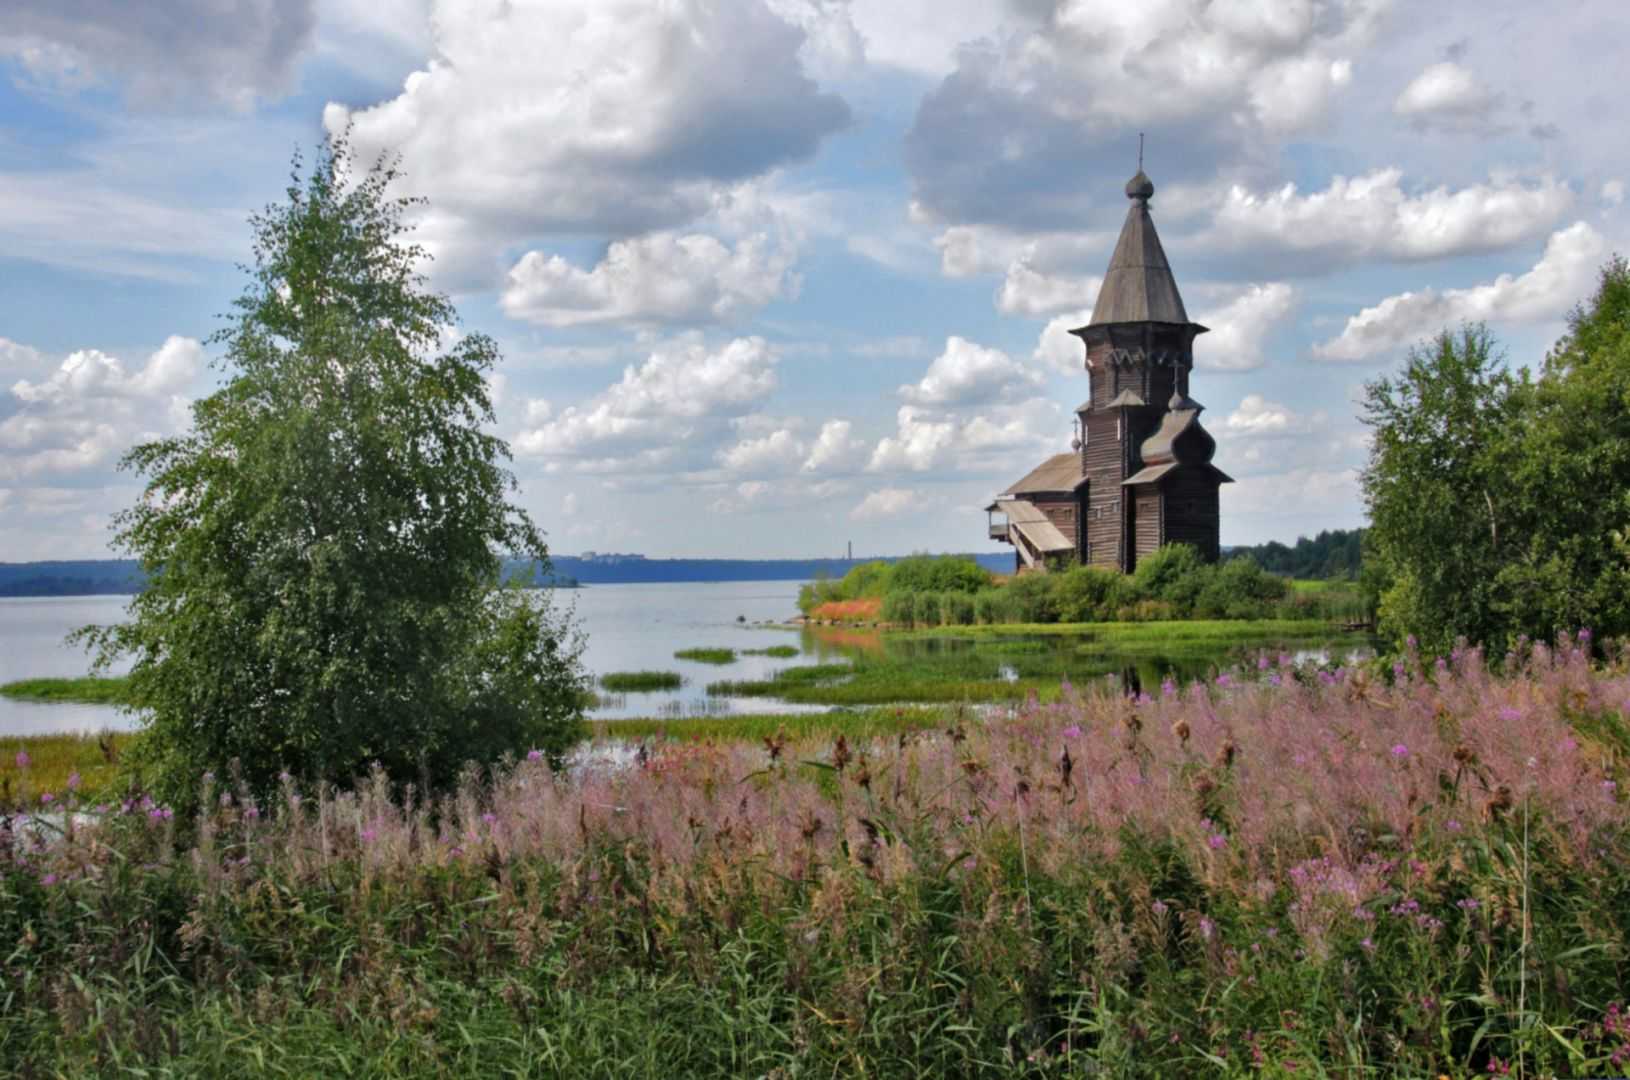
[0,583,1372,736]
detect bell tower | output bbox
[1068,164,1230,571]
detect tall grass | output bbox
[6,636,1630,1075]
[0,677,132,705]
[673,648,737,665]
[599,670,684,692]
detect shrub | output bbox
[887,555,992,595]
[1004,573,1060,623]
[943,591,976,626]
[1052,565,1133,623]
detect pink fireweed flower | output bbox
[1390,744,1409,760]
[360,828,377,844]
[41,872,57,886]
[39,791,55,805]
[1207,833,1228,850]
[527,749,544,762]
[1257,656,1270,671]
[1061,724,1082,739]
[481,812,498,825]
[66,771,81,791]
[14,750,28,769]
[1215,673,1234,688]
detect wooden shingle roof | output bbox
[1000,452,1086,496]
[1088,172,1191,327]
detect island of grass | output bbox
[743,645,799,658]
[598,670,684,692]
[0,676,132,706]
[673,647,737,664]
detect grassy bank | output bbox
[672,647,736,664]
[5,641,1630,1075]
[0,676,131,705]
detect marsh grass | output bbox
[673,647,737,664]
[743,645,799,658]
[2,731,127,806]
[0,677,132,705]
[599,670,684,692]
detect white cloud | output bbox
[899,337,1042,407]
[849,487,915,521]
[1222,394,1327,437]
[802,419,867,472]
[12,336,203,405]
[718,428,806,473]
[1227,467,1361,520]
[1393,61,1501,133]
[1314,221,1606,361]
[1193,283,1296,372]
[514,337,778,459]
[1,336,204,482]
[996,262,1101,316]
[867,406,957,473]
[1208,170,1572,264]
[327,0,848,283]
[1033,309,1092,375]
[0,0,316,107]
[501,228,798,327]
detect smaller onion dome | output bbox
[1125,170,1154,201]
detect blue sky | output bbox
[2,0,1626,561]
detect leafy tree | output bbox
[1360,325,1520,651]
[80,143,585,803]
[1362,269,1630,653]
[886,555,991,595]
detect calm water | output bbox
[0,583,815,735]
[0,584,1372,736]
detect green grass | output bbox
[673,647,737,665]
[599,670,684,692]
[0,676,133,705]
[743,645,799,658]
[2,731,129,805]
[591,705,948,743]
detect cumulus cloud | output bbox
[1222,394,1327,437]
[849,487,915,521]
[802,420,867,473]
[905,0,1381,227]
[12,336,202,405]
[1033,310,1093,375]
[327,0,848,284]
[1,336,204,481]
[867,399,1059,475]
[996,262,1101,316]
[1393,61,1502,134]
[717,427,806,473]
[1192,284,1296,372]
[0,0,316,108]
[1314,222,1606,361]
[513,337,778,460]
[867,407,957,473]
[899,337,1042,407]
[1207,170,1572,265]
[501,228,798,327]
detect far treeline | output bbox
[1227,528,1364,581]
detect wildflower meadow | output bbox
[5,636,1630,1075]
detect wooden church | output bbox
[987,167,1231,573]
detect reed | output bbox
[673,648,737,664]
[599,670,684,692]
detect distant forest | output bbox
[1228,528,1364,580]
[0,554,1015,597]
[0,540,1361,599]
